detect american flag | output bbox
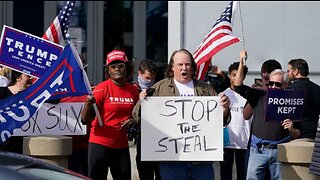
[194,1,240,80]
[42,1,76,45]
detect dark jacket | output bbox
[289,78,320,139]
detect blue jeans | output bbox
[159,162,215,180]
[246,146,281,180]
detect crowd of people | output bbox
[1,45,320,180]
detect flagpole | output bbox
[238,1,247,65]
[66,34,104,127]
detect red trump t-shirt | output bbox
[89,79,139,148]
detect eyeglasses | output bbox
[268,81,282,88]
[109,63,126,70]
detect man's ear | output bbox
[294,68,299,76]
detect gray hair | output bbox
[269,69,289,84]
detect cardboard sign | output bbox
[0,25,63,78]
[265,88,306,122]
[141,96,223,161]
[13,102,86,136]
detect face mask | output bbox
[138,75,154,90]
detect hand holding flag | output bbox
[67,38,103,127]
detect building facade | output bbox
[0,1,168,85]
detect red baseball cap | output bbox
[106,50,128,65]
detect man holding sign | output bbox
[236,63,301,179]
[133,49,231,180]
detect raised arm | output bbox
[234,51,247,87]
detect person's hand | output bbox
[282,119,294,130]
[219,93,230,112]
[120,118,135,129]
[139,89,147,100]
[252,83,268,91]
[86,94,96,105]
[282,119,301,138]
[240,51,247,63]
[210,65,223,76]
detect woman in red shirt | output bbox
[81,50,139,180]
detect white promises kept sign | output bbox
[141,96,223,161]
[13,102,86,136]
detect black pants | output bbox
[136,137,161,180]
[220,148,248,180]
[88,142,131,180]
[68,149,88,176]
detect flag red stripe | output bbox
[50,22,59,44]
[69,73,76,92]
[42,34,48,40]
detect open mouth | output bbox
[113,72,122,76]
[181,72,187,76]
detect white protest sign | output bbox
[13,102,86,136]
[141,96,223,161]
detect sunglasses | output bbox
[109,63,126,70]
[268,81,282,88]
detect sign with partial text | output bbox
[265,88,306,122]
[13,102,86,136]
[141,96,223,161]
[0,25,63,78]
